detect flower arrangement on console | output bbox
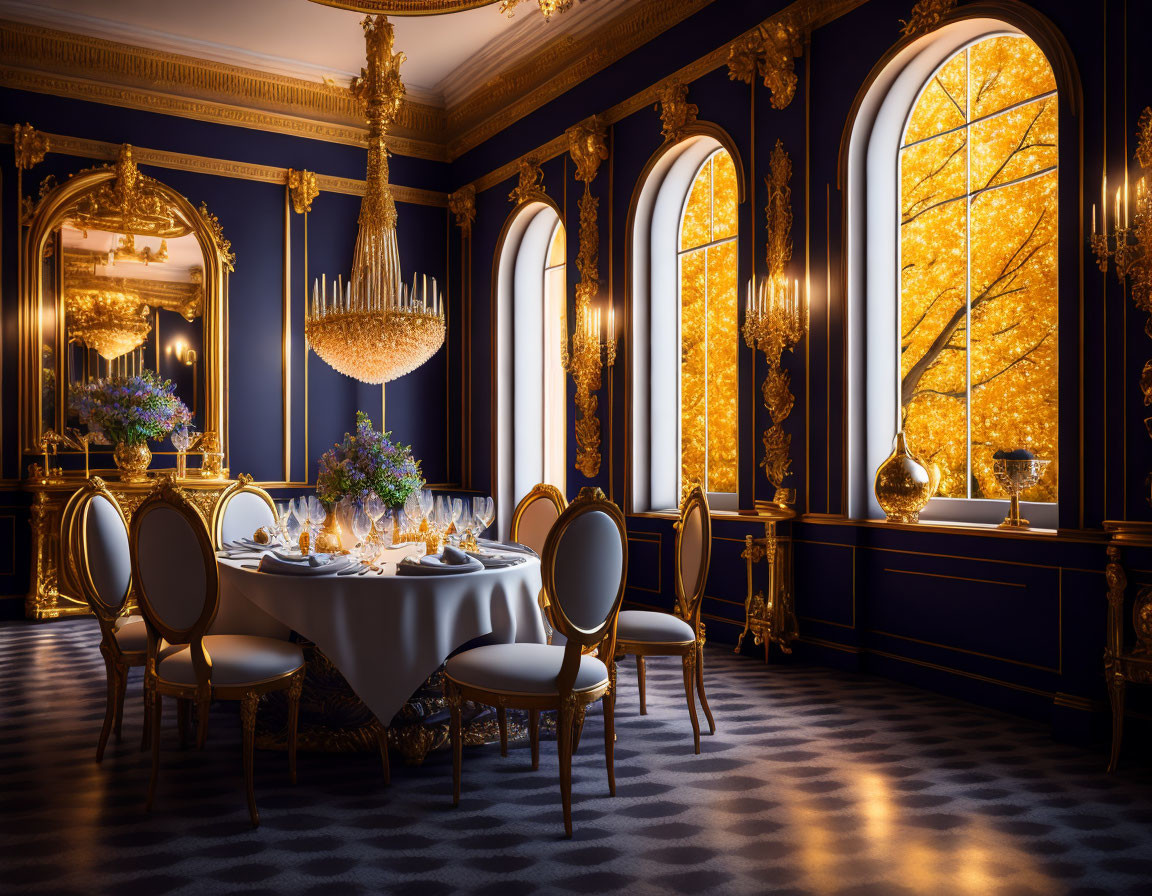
[316,411,423,509]
[69,370,192,480]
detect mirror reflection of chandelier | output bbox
[66,287,152,361]
[305,15,445,385]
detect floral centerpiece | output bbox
[316,411,424,509]
[70,370,191,481]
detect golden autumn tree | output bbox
[680,148,739,495]
[900,35,1058,502]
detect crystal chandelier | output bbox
[66,286,152,361]
[306,15,444,385]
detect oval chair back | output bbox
[674,486,711,636]
[59,486,87,602]
[541,488,627,678]
[211,474,277,549]
[130,481,219,683]
[509,483,566,555]
[73,477,133,629]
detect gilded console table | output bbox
[23,471,232,620]
[736,503,798,662]
[1102,521,1152,771]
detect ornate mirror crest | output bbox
[20,144,232,466]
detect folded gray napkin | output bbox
[466,551,528,569]
[257,552,354,576]
[396,550,484,576]
[477,538,538,556]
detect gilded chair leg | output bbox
[146,692,161,811]
[604,666,617,796]
[1107,676,1126,773]
[682,652,701,755]
[447,684,462,806]
[529,709,540,771]
[572,705,586,755]
[287,672,303,785]
[696,644,716,736]
[557,698,575,839]
[97,654,117,763]
[497,706,508,757]
[113,664,128,741]
[177,698,191,749]
[240,691,260,828]
[637,655,647,714]
[141,675,153,752]
[375,725,391,785]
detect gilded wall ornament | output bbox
[287,168,320,214]
[13,123,48,170]
[655,81,698,144]
[448,184,476,237]
[565,116,610,479]
[899,0,958,39]
[726,18,804,110]
[70,144,191,239]
[1138,107,1152,172]
[508,156,546,205]
[765,140,793,279]
[197,201,236,272]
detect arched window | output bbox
[631,134,741,512]
[495,202,566,537]
[847,23,1059,526]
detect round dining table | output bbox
[214,551,546,728]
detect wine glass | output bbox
[351,504,372,562]
[418,488,434,521]
[404,492,423,527]
[283,507,302,549]
[274,501,293,543]
[364,492,386,544]
[335,497,357,549]
[376,509,394,548]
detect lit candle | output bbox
[1103,174,1108,238]
[321,275,326,311]
[1125,175,1130,229]
[608,303,615,342]
[1092,203,1096,236]
[1116,186,1122,232]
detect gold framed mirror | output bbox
[19,144,233,467]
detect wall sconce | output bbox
[1090,172,1148,280]
[561,298,617,478]
[167,339,198,418]
[742,274,807,508]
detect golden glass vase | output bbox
[874,432,932,523]
[113,441,152,482]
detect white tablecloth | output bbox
[216,554,545,725]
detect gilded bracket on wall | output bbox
[726,16,804,110]
[565,115,609,479]
[448,184,476,237]
[14,123,48,170]
[654,81,698,145]
[899,0,958,39]
[736,512,798,662]
[288,168,320,214]
[508,156,547,206]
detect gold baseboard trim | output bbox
[1053,692,1105,713]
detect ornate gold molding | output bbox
[1138,107,1152,171]
[288,169,320,214]
[0,19,446,160]
[566,115,609,479]
[726,16,804,110]
[899,0,958,39]
[765,141,793,280]
[0,125,448,207]
[508,156,547,206]
[310,0,497,11]
[448,184,476,237]
[13,122,47,169]
[655,81,698,144]
[197,202,235,272]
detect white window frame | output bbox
[846,19,1058,529]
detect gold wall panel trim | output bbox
[862,647,1055,700]
[867,627,1060,674]
[882,567,1026,590]
[0,125,448,207]
[626,531,662,593]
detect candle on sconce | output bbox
[608,303,615,342]
[1092,203,1096,236]
[1116,186,1122,232]
[1103,174,1108,238]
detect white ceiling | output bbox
[63,227,204,283]
[0,0,640,106]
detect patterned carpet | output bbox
[2,619,1152,896]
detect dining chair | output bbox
[614,485,715,753]
[443,486,627,837]
[58,485,87,605]
[130,478,305,827]
[210,473,277,549]
[69,476,150,761]
[509,482,567,661]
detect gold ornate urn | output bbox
[874,432,932,523]
[113,441,151,482]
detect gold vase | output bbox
[316,514,343,553]
[113,441,151,482]
[874,432,932,523]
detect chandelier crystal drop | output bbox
[305,15,444,385]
